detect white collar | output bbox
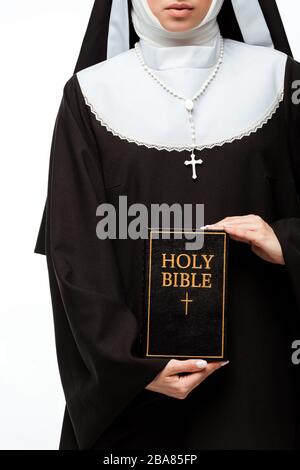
[77,40,287,153]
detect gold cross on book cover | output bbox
[140,228,229,360]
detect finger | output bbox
[205,215,262,228]
[213,223,259,232]
[204,225,259,239]
[224,223,260,230]
[223,214,261,223]
[228,234,252,244]
[180,370,208,391]
[204,361,229,377]
[181,361,229,391]
[166,358,208,375]
[225,227,262,244]
[223,218,265,230]
[204,222,244,230]
[208,216,243,225]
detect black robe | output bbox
[35,54,300,450]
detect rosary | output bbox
[135,37,224,180]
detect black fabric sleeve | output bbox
[39,75,170,449]
[270,57,300,312]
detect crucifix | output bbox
[184,152,203,180]
[180,291,193,316]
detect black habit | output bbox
[34,0,300,450]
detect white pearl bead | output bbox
[185,99,194,111]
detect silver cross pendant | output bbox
[184,152,203,180]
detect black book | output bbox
[141,228,229,361]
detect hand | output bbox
[204,215,285,265]
[145,358,229,400]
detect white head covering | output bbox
[131,0,225,47]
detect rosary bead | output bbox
[185,99,194,112]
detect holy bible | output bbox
[141,228,229,360]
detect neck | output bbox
[139,29,222,71]
[139,18,221,48]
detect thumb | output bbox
[166,358,208,375]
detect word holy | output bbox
[161,253,214,289]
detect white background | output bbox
[0,0,299,450]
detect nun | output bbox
[34,0,300,450]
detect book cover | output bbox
[141,228,229,360]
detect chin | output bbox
[161,19,195,33]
